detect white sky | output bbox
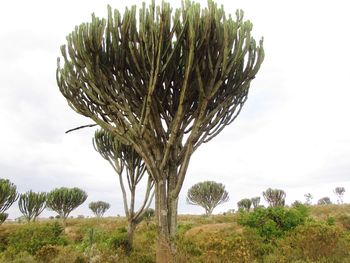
[1,0,350,219]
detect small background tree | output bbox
[0,179,18,225]
[237,198,252,212]
[251,197,261,210]
[304,193,313,205]
[47,187,87,226]
[187,181,229,216]
[334,187,345,204]
[94,129,154,251]
[263,188,286,207]
[18,191,47,222]
[318,197,332,205]
[89,201,110,217]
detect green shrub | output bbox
[241,228,274,260]
[35,245,60,262]
[336,213,350,230]
[0,251,36,263]
[177,223,194,236]
[238,205,309,240]
[51,246,87,263]
[177,237,202,257]
[196,233,252,262]
[108,227,129,251]
[4,222,68,257]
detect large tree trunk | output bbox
[155,180,173,263]
[126,221,136,254]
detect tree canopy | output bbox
[0,179,18,224]
[56,1,264,261]
[47,187,87,223]
[89,201,110,217]
[18,191,47,222]
[187,181,229,215]
[263,188,286,207]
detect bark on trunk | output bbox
[126,221,136,254]
[155,180,173,263]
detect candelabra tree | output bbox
[187,181,229,216]
[318,197,332,205]
[56,1,264,261]
[237,198,252,212]
[334,187,345,204]
[0,179,18,225]
[251,196,261,209]
[18,191,47,222]
[263,188,286,207]
[47,187,87,227]
[93,129,154,252]
[304,193,313,205]
[89,201,110,217]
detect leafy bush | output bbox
[238,205,309,240]
[3,222,68,257]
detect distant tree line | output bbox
[0,179,112,226]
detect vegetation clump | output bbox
[237,205,309,240]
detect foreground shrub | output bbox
[3,222,68,258]
[108,227,129,251]
[241,228,274,260]
[35,245,60,262]
[336,213,350,230]
[269,221,350,262]
[198,234,252,262]
[238,205,309,240]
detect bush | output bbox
[108,227,129,251]
[3,222,68,257]
[336,213,350,230]
[241,228,274,260]
[238,205,309,240]
[35,245,60,262]
[270,221,350,262]
[197,233,253,262]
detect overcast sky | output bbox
[1,0,350,219]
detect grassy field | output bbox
[1,204,350,263]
